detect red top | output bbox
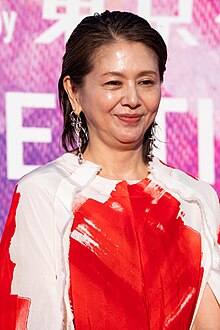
[69,178,203,329]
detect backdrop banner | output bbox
[1,0,220,236]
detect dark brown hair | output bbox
[58,10,167,162]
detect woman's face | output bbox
[75,40,161,151]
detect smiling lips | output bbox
[116,113,143,124]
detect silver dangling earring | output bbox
[148,123,157,142]
[147,122,157,160]
[70,111,85,165]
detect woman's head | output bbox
[58,10,167,161]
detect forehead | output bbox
[91,40,158,73]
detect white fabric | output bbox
[8,153,220,329]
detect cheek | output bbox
[105,91,122,103]
[143,97,161,114]
[96,91,122,111]
[149,90,161,111]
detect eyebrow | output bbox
[101,70,158,77]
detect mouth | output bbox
[115,114,143,124]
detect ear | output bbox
[63,76,82,116]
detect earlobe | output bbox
[63,76,82,115]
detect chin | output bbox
[116,137,143,147]
[119,132,143,141]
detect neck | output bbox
[83,143,149,180]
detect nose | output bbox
[121,82,141,108]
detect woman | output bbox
[0,10,219,330]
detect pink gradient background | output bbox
[1,0,220,236]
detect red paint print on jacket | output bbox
[69,178,203,329]
[0,188,31,330]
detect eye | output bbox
[105,80,122,86]
[139,79,154,86]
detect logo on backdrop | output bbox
[0,0,220,188]
[35,0,105,43]
[0,10,17,43]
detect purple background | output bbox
[1,0,220,237]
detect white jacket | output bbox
[0,153,219,329]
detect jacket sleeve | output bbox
[208,189,220,304]
[169,165,220,304]
[0,177,66,330]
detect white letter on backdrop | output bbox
[2,11,17,43]
[6,92,56,180]
[198,98,215,184]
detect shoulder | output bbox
[152,158,218,201]
[18,153,84,189]
[151,158,220,229]
[19,154,71,186]
[16,152,101,199]
[17,153,80,196]
[168,162,218,214]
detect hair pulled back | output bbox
[58,10,167,162]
